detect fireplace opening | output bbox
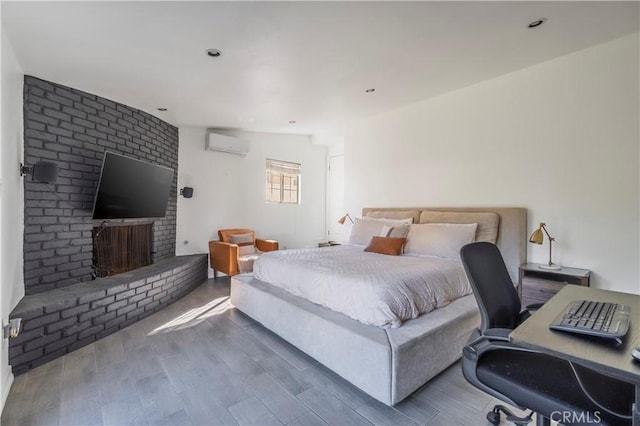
[92,222,153,278]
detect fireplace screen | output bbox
[92,223,152,278]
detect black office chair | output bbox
[460,242,634,426]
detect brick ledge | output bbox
[9,254,208,375]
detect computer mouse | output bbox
[632,346,640,361]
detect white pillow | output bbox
[364,216,413,225]
[405,223,478,259]
[379,225,393,237]
[349,218,408,245]
[379,224,411,238]
[388,225,410,239]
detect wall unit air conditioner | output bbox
[205,131,250,156]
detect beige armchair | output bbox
[209,228,279,278]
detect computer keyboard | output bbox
[549,300,630,341]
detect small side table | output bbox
[519,263,591,306]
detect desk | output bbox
[511,285,640,424]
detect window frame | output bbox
[265,158,301,204]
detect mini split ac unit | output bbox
[205,131,250,156]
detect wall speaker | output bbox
[20,161,59,184]
[180,187,194,198]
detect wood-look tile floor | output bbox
[2,278,530,426]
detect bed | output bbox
[230,207,526,405]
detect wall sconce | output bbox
[180,187,194,198]
[529,222,561,270]
[338,213,353,225]
[20,161,58,184]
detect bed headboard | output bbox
[361,207,527,284]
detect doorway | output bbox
[328,154,345,242]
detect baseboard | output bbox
[1,367,13,415]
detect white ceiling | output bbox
[3,1,638,137]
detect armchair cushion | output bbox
[229,232,257,256]
[239,246,257,256]
[228,232,254,245]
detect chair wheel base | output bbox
[487,405,533,426]
[487,409,501,425]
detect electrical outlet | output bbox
[4,318,22,339]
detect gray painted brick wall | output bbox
[23,76,178,295]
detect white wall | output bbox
[344,34,639,294]
[176,128,327,273]
[1,28,25,409]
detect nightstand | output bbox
[519,263,591,306]
[318,241,341,248]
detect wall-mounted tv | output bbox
[92,152,174,220]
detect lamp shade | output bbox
[338,213,353,225]
[529,227,544,244]
[528,222,561,269]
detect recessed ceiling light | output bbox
[157,108,167,111]
[528,18,546,28]
[205,49,222,57]
[289,121,296,124]
[365,88,375,93]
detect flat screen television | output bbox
[92,152,174,220]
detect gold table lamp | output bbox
[338,213,354,225]
[529,222,561,270]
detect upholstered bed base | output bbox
[231,274,480,405]
[230,207,526,405]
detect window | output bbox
[266,159,301,204]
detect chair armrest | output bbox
[463,328,514,361]
[467,328,512,346]
[464,328,512,356]
[483,328,512,340]
[209,241,239,275]
[256,239,279,252]
[525,303,544,311]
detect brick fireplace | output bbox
[9,77,208,375]
[22,75,178,295]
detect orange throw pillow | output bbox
[364,236,406,256]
